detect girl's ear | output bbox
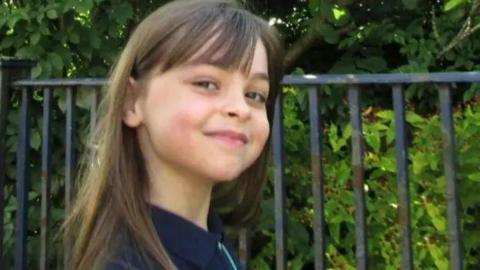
[122,77,144,128]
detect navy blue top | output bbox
[106,205,242,270]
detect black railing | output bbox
[278,72,479,270]
[1,60,479,270]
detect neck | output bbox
[146,164,214,231]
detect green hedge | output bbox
[252,86,480,269]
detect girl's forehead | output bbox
[184,37,268,76]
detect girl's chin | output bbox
[195,162,249,183]
[205,170,244,184]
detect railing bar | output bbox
[238,228,251,270]
[14,86,32,270]
[272,91,287,270]
[392,84,414,270]
[308,87,327,270]
[348,85,368,270]
[0,66,10,267]
[64,86,77,269]
[65,86,77,214]
[40,87,53,270]
[12,78,106,87]
[10,72,480,88]
[282,72,480,85]
[438,84,463,270]
[89,87,101,135]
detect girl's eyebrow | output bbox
[250,72,269,82]
[184,62,269,82]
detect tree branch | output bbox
[437,0,480,58]
[284,29,321,70]
[284,23,353,70]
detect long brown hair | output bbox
[65,0,284,269]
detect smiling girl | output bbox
[65,0,283,269]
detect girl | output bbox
[65,0,283,269]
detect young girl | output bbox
[66,0,283,269]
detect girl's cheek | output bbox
[167,100,210,134]
[256,117,270,147]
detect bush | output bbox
[251,86,480,269]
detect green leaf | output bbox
[75,0,95,13]
[309,0,321,14]
[113,2,134,24]
[333,6,346,20]
[47,9,58,19]
[444,0,466,11]
[329,54,356,73]
[69,32,80,44]
[288,219,309,250]
[377,111,394,121]
[39,25,51,35]
[76,88,93,109]
[427,243,449,270]
[463,89,476,102]
[365,129,381,152]
[0,36,15,49]
[290,254,308,270]
[467,172,480,182]
[48,53,63,69]
[41,60,53,78]
[15,47,33,58]
[90,32,101,49]
[321,1,336,23]
[79,45,92,59]
[343,123,352,139]
[30,130,41,150]
[35,10,45,23]
[330,223,341,243]
[425,203,446,232]
[332,5,349,25]
[63,0,76,12]
[402,0,418,10]
[356,56,387,72]
[0,12,7,28]
[32,64,42,78]
[30,32,41,45]
[412,152,428,174]
[406,111,424,125]
[328,124,339,151]
[318,23,339,44]
[251,257,271,270]
[7,15,20,28]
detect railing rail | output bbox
[2,68,480,270]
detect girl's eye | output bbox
[193,80,218,91]
[245,91,267,104]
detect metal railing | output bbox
[278,72,480,270]
[1,60,479,270]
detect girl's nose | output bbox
[222,89,251,121]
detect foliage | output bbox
[2,88,95,268]
[0,0,169,79]
[273,0,480,109]
[251,87,480,269]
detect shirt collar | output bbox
[150,205,224,268]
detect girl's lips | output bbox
[204,130,248,146]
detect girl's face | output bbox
[124,40,270,183]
